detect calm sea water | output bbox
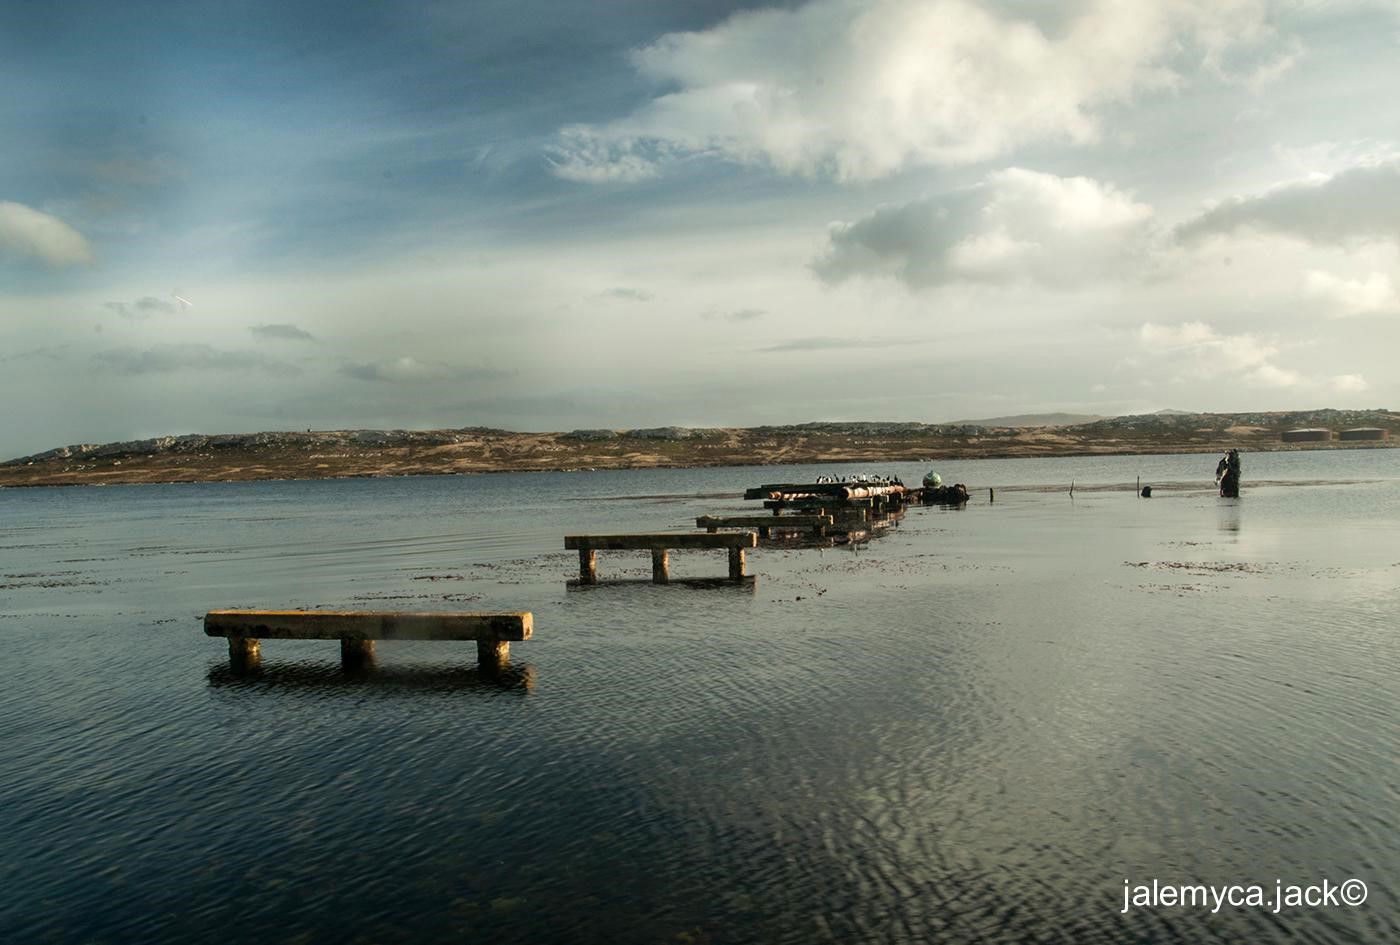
[2,450,1398,944]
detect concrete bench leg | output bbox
[728,547,746,581]
[340,638,376,671]
[652,549,670,584]
[579,549,598,584]
[478,639,509,671]
[228,637,261,673]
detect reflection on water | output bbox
[206,661,537,692]
[1,451,1399,944]
[1217,498,1243,532]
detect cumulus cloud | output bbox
[1137,321,1297,386]
[1130,321,1374,393]
[1176,160,1400,246]
[92,344,297,376]
[550,0,1295,182]
[815,168,1155,289]
[1303,270,1400,317]
[104,296,178,319]
[339,356,510,383]
[0,201,93,266]
[250,323,316,341]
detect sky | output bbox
[3,0,1400,456]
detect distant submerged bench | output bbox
[204,609,533,671]
[564,532,756,585]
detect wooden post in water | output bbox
[989,488,995,504]
[652,549,670,584]
[477,639,509,671]
[728,547,746,581]
[579,549,598,584]
[340,638,376,671]
[228,636,261,673]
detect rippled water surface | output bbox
[2,450,1398,944]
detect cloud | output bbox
[1303,270,1400,317]
[104,296,178,319]
[0,201,93,266]
[0,345,68,365]
[599,287,655,301]
[1176,160,1400,247]
[250,323,316,341]
[339,356,511,383]
[1330,373,1369,393]
[93,344,297,376]
[815,168,1155,289]
[1137,320,1296,385]
[550,0,1294,182]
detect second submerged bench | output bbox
[564,532,757,585]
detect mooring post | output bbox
[652,548,670,584]
[340,638,376,671]
[990,488,995,503]
[579,548,598,584]
[227,636,261,673]
[477,639,509,671]
[728,547,746,581]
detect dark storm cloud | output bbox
[1176,160,1400,246]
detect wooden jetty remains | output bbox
[204,609,533,672]
[565,532,757,585]
[696,514,831,538]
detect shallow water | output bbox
[2,449,1398,944]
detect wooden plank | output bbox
[565,532,756,551]
[204,610,532,641]
[696,515,831,529]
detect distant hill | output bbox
[3,408,1396,488]
[945,412,1107,427]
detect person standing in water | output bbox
[1215,448,1241,497]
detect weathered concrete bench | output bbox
[696,514,831,538]
[204,609,533,672]
[564,532,757,585]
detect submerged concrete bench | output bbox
[696,514,831,538]
[204,609,533,672]
[564,532,757,585]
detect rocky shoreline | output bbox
[2,409,1396,489]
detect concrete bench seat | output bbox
[204,609,532,671]
[564,532,756,585]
